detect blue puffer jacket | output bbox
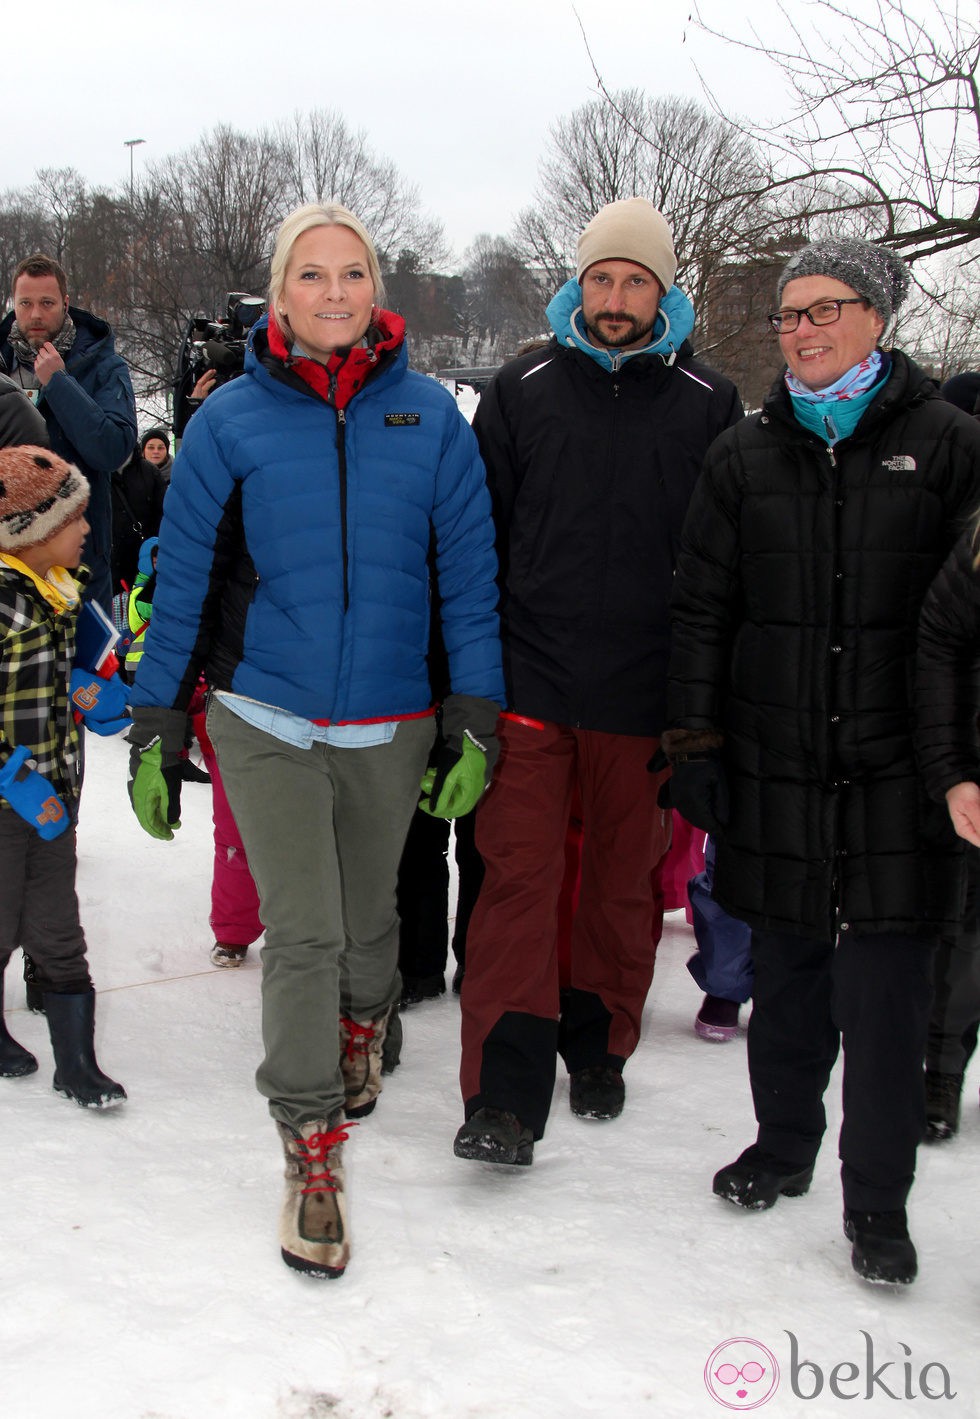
[130,317,504,722]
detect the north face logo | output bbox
[882,455,916,471]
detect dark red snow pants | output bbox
[459,717,671,1138]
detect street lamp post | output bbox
[123,138,146,203]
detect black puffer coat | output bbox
[668,351,980,941]
[916,526,980,801]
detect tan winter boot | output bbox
[338,1006,392,1118]
[276,1115,354,1278]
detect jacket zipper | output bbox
[826,437,846,938]
[336,405,350,610]
[576,377,620,726]
[325,364,350,612]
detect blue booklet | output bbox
[75,600,120,673]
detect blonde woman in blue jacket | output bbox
[127,204,504,1279]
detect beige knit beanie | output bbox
[0,446,89,551]
[576,198,677,292]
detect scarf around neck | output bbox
[0,553,80,612]
[785,350,890,445]
[9,312,77,368]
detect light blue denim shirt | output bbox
[214,691,397,749]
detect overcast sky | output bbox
[10,0,939,261]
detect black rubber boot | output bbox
[44,990,126,1108]
[0,977,38,1078]
[23,953,47,1015]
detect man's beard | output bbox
[584,311,656,350]
[15,321,62,351]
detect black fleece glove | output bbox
[663,753,730,834]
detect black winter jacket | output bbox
[472,338,742,735]
[111,454,167,596]
[0,372,47,449]
[667,351,980,940]
[916,527,980,801]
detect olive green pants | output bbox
[207,698,434,1128]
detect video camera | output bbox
[173,292,267,437]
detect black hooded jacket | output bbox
[472,336,742,735]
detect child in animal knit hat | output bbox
[0,445,126,1106]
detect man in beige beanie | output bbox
[454,198,743,1167]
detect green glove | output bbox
[420,733,489,819]
[419,694,500,819]
[127,707,187,841]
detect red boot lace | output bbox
[340,1017,375,1062]
[296,1121,357,1195]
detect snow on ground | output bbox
[1,731,978,1419]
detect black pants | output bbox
[396,809,484,980]
[749,927,934,1212]
[0,812,91,991]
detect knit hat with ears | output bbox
[576,198,677,293]
[0,446,89,551]
[777,238,911,325]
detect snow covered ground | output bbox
[1,731,977,1419]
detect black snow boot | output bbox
[23,953,47,1014]
[0,977,38,1077]
[381,1006,402,1076]
[843,1208,917,1286]
[399,972,446,1008]
[44,990,126,1108]
[569,1064,625,1120]
[713,1144,814,1210]
[923,1069,963,1143]
[453,1107,534,1166]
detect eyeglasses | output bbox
[767,298,868,333]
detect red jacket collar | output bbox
[267,307,405,409]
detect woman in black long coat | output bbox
[664,238,980,1287]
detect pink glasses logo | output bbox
[705,1338,780,1410]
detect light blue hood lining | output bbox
[545,278,696,372]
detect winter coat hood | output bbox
[137,537,159,577]
[545,278,696,372]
